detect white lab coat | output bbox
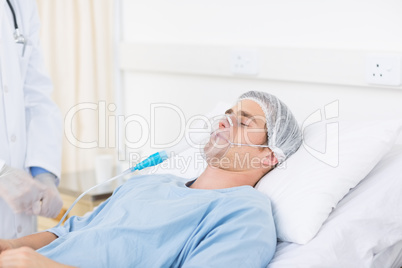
[0,0,62,239]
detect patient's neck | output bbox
[189,165,264,190]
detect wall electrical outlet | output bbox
[365,54,402,86]
[230,49,259,76]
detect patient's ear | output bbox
[261,152,278,168]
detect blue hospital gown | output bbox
[38,174,277,267]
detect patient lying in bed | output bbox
[0,91,302,267]
[3,174,277,267]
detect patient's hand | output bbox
[0,247,75,268]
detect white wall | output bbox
[118,0,402,156]
[121,0,402,50]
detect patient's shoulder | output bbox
[213,186,274,220]
[225,185,272,207]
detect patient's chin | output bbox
[202,145,230,164]
[202,133,231,161]
[205,157,222,168]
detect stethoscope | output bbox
[6,0,27,56]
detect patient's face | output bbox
[204,99,271,171]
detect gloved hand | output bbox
[34,173,63,218]
[0,165,45,215]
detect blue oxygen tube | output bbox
[130,151,169,172]
[131,139,191,171]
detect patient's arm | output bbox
[0,247,75,268]
[0,231,57,253]
[0,232,76,268]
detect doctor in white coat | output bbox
[0,0,63,239]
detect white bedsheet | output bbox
[372,240,402,268]
[268,145,402,268]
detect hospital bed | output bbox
[144,103,402,268]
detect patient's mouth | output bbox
[212,130,231,146]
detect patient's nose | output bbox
[219,117,231,129]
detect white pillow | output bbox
[255,119,402,244]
